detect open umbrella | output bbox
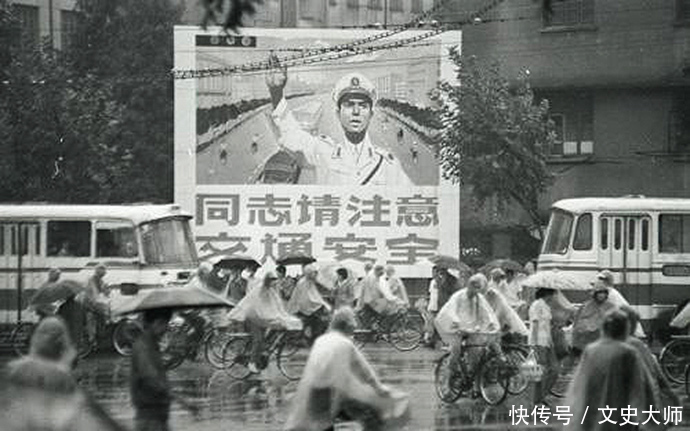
[427,254,471,273]
[206,254,260,269]
[520,270,589,291]
[111,285,235,316]
[479,259,526,275]
[29,280,85,307]
[276,253,316,266]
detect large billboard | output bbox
[174,27,460,277]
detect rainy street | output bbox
[6,343,685,431]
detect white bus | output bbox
[0,204,198,324]
[538,197,690,336]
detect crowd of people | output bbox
[4,259,686,431]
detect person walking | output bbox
[333,267,357,309]
[528,288,559,405]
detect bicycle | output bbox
[433,333,511,405]
[659,335,690,384]
[354,306,424,351]
[220,328,309,381]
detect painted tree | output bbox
[437,50,555,232]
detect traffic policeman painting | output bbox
[266,62,414,186]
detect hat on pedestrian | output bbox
[596,270,614,286]
[332,72,377,107]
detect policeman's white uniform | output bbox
[270,74,414,186]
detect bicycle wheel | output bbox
[221,335,253,380]
[277,332,310,381]
[504,346,529,395]
[434,352,464,403]
[388,312,423,352]
[659,339,690,384]
[112,318,142,357]
[549,354,578,398]
[10,322,35,356]
[204,328,234,369]
[478,356,509,406]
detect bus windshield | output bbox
[140,217,197,265]
[542,210,574,254]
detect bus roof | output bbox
[553,197,690,214]
[0,204,192,226]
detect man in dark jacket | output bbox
[131,308,173,431]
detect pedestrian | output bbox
[333,267,357,309]
[595,270,646,338]
[570,280,615,357]
[219,142,228,164]
[131,308,175,431]
[620,305,680,411]
[410,142,418,164]
[276,264,296,302]
[284,307,409,431]
[266,59,413,186]
[528,288,559,405]
[225,268,302,373]
[565,309,656,431]
[1,316,125,430]
[82,264,110,346]
[30,267,63,318]
[251,133,260,154]
[424,265,440,347]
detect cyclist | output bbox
[225,268,302,374]
[435,274,500,388]
[286,263,331,343]
[81,264,110,346]
[571,280,615,357]
[356,265,406,330]
[479,273,528,341]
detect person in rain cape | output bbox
[479,273,528,338]
[284,307,409,431]
[565,309,656,431]
[434,274,500,383]
[488,268,522,310]
[384,265,409,308]
[357,265,405,329]
[620,305,680,420]
[286,263,331,342]
[226,264,302,373]
[594,270,646,338]
[333,267,358,309]
[1,316,126,431]
[571,280,616,356]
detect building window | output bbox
[543,0,594,28]
[368,0,382,10]
[61,10,79,51]
[299,0,321,19]
[678,0,690,22]
[389,0,403,12]
[669,90,690,152]
[346,0,358,9]
[544,92,594,158]
[13,4,40,47]
[411,0,423,14]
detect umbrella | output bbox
[520,270,589,291]
[479,259,526,275]
[206,254,261,269]
[427,254,471,273]
[111,285,235,316]
[276,253,316,266]
[29,280,85,306]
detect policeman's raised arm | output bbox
[265,53,288,109]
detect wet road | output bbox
[21,343,687,430]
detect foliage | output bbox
[437,50,555,229]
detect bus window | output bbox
[140,218,196,265]
[659,214,687,253]
[96,221,137,258]
[601,218,609,250]
[628,219,635,250]
[614,219,622,250]
[47,221,91,257]
[641,219,649,251]
[542,210,574,254]
[573,213,592,250]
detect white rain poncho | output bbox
[284,330,409,431]
[224,266,302,331]
[434,288,500,345]
[286,264,331,317]
[483,287,528,337]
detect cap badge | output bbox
[351,77,360,87]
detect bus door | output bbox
[599,214,652,312]
[3,223,42,322]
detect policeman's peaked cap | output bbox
[332,73,377,107]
